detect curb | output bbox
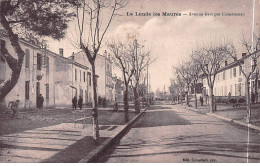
[79,106,149,163]
[181,105,260,132]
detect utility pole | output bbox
[146,60,149,106]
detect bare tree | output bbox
[224,34,260,122]
[108,40,135,122]
[171,74,185,106]
[173,61,193,106]
[75,0,126,140]
[130,39,154,113]
[190,53,202,109]
[193,43,229,113]
[0,0,77,104]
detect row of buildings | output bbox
[187,52,260,102]
[0,34,125,109]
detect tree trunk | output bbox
[0,16,25,102]
[180,92,183,106]
[133,87,140,113]
[123,85,129,122]
[245,80,251,123]
[255,74,258,103]
[194,81,197,109]
[91,63,99,141]
[209,85,215,113]
[186,84,190,106]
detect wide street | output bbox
[101,104,260,163]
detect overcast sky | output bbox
[47,0,260,92]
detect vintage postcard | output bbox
[0,0,260,163]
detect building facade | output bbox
[54,50,92,107]
[0,36,56,108]
[202,54,260,100]
[73,51,115,102]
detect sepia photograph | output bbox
[0,0,260,163]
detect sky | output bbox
[47,0,260,92]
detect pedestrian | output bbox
[228,92,231,103]
[251,92,255,103]
[39,94,44,109]
[72,96,77,110]
[200,96,204,106]
[114,98,118,112]
[8,100,20,119]
[78,96,83,110]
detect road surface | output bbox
[101,104,260,163]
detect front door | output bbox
[36,82,40,108]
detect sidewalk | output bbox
[0,107,147,163]
[180,101,260,131]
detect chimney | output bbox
[104,50,108,58]
[59,48,64,57]
[71,52,74,60]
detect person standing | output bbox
[72,96,77,110]
[200,96,204,106]
[39,94,44,109]
[8,100,20,119]
[78,96,83,110]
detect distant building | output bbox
[202,53,260,99]
[113,76,124,101]
[72,51,115,101]
[54,51,92,107]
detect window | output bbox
[88,72,91,86]
[230,69,232,79]
[239,66,242,76]
[25,81,30,99]
[75,69,77,81]
[223,71,226,80]
[84,72,86,82]
[225,61,228,66]
[37,53,42,70]
[233,67,236,77]
[80,70,81,82]
[235,84,237,96]
[46,83,49,99]
[45,56,49,73]
[25,49,30,68]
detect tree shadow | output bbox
[42,136,109,163]
[133,111,191,128]
[108,133,260,162]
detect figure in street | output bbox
[8,100,20,119]
[200,96,204,106]
[72,96,77,110]
[78,96,83,110]
[39,94,44,109]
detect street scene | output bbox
[101,103,260,163]
[0,0,260,163]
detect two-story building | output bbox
[202,53,260,100]
[72,51,115,102]
[54,49,92,107]
[0,35,56,108]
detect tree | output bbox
[171,74,185,105]
[130,39,154,113]
[173,61,193,106]
[190,53,202,109]
[75,0,126,141]
[193,43,229,113]
[108,40,135,122]
[0,0,77,104]
[224,34,260,122]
